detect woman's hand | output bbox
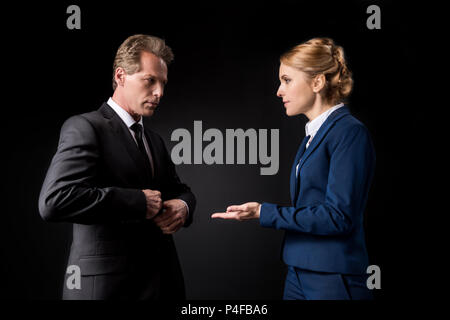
[211,202,261,221]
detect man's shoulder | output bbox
[63,105,108,128]
[80,104,108,122]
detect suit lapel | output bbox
[99,103,152,185]
[290,135,309,203]
[296,106,350,174]
[293,106,350,204]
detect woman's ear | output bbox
[312,74,326,93]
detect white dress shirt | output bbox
[305,103,344,149]
[296,103,344,176]
[107,97,155,176]
[107,97,189,215]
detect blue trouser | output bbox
[283,266,374,300]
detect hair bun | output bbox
[280,37,353,104]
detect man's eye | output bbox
[146,78,155,83]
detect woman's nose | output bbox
[276,86,283,97]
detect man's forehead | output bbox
[139,51,168,75]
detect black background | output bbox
[1,0,427,303]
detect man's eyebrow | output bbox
[143,73,168,83]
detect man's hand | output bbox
[153,199,188,234]
[211,202,261,221]
[142,189,163,219]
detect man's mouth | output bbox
[145,101,158,108]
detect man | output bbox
[38,34,196,300]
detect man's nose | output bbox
[153,83,164,98]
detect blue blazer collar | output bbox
[296,105,351,173]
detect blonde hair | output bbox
[112,34,174,90]
[280,37,353,104]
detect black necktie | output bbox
[130,122,153,177]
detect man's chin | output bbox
[142,108,155,117]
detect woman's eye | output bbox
[285,78,291,84]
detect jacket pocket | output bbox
[78,255,128,276]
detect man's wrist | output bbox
[177,199,189,217]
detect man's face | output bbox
[121,51,168,119]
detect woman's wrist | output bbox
[256,203,262,218]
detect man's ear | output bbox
[312,74,326,93]
[115,67,126,87]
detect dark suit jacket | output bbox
[38,102,196,300]
[260,106,375,275]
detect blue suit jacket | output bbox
[260,106,376,274]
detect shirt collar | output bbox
[305,103,344,137]
[107,97,144,128]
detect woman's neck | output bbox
[305,101,335,122]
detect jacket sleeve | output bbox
[259,124,375,236]
[157,135,196,227]
[38,115,147,224]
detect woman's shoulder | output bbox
[329,112,373,146]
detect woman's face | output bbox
[277,63,316,116]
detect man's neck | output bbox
[111,91,141,122]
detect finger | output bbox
[154,207,171,217]
[148,196,162,205]
[150,190,161,197]
[211,212,240,220]
[150,198,162,207]
[149,202,162,211]
[211,212,227,218]
[161,218,183,234]
[162,199,175,206]
[155,212,178,227]
[163,200,183,210]
[156,218,175,228]
[226,204,245,212]
[154,215,173,227]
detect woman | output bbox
[212,38,376,300]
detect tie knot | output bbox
[130,122,143,136]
